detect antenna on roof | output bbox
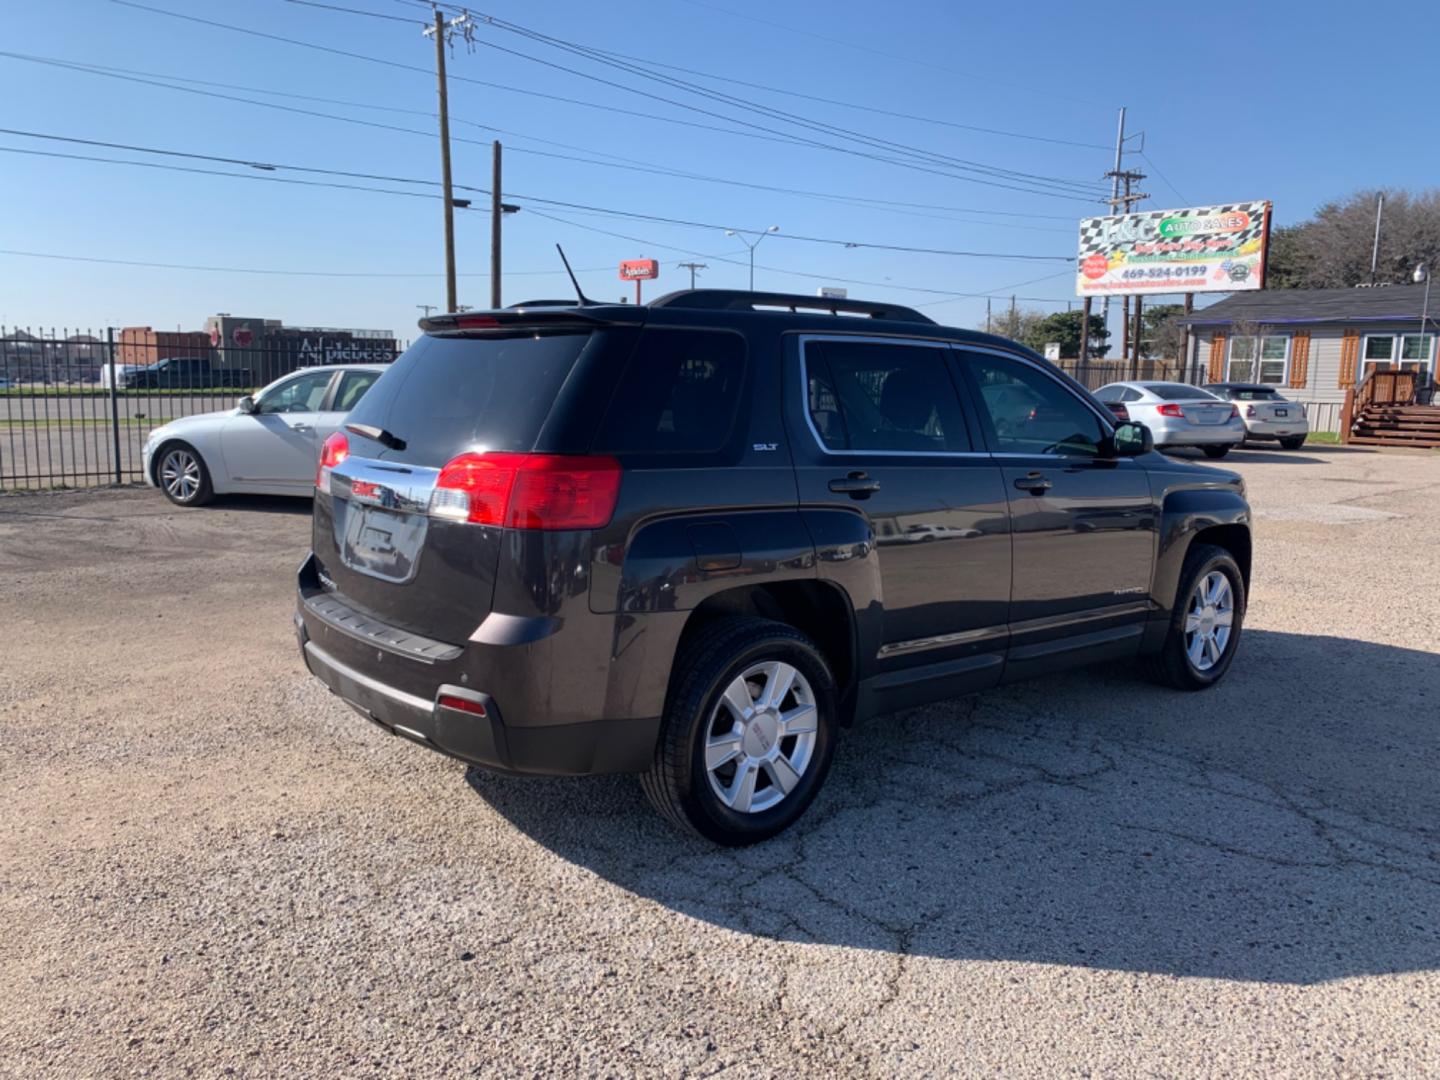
[555,245,593,306]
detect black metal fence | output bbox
[1,327,401,492]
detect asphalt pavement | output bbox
[2,445,1437,1078]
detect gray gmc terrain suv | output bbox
[296,290,1251,844]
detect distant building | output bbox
[118,327,214,367]
[1181,283,1436,432]
[202,314,399,379]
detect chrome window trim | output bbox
[792,333,1118,461]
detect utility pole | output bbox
[1079,296,1092,364]
[678,262,707,288]
[1104,162,1148,375]
[490,141,503,309]
[1010,295,1017,339]
[1102,107,1126,356]
[416,304,436,318]
[986,297,992,334]
[424,10,466,313]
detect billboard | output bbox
[1076,201,1271,297]
[619,259,659,281]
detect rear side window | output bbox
[592,329,746,453]
[344,333,589,465]
[1147,383,1219,401]
[804,339,969,453]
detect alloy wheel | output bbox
[704,660,818,814]
[1184,570,1234,672]
[160,448,201,503]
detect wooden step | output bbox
[1359,407,1440,418]
[1347,434,1440,448]
[1355,419,1440,432]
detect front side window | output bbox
[804,340,969,453]
[964,351,1105,457]
[257,370,333,414]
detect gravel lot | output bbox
[2,445,1438,1078]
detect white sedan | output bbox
[143,364,386,506]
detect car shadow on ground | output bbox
[206,494,313,516]
[1161,447,1331,466]
[467,629,1440,985]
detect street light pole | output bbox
[725,226,779,291]
[1415,263,1433,395]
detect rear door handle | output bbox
[829,472,881,498]
[292,423,313,432]
[1013,473,1052,494]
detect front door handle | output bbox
[829,471,881,498]
[1013,473,1052,494]
[292,423,313,432]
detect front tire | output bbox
[156,442,213,507]
[641,617,839,845]
[1202,445,1232,459]
[1144,543,1245,690]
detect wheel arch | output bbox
[676,580,860,722]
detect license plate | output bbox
[1275,408,1288,417]
[340,503,426,583]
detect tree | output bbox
[980,305,1046,345]
[1140,303,1187,360]
[1020,310,1110,359]
[1264,188,1440,289]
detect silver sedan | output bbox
[1094,381,1246,459]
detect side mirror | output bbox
[1111,421,1153,457]
[237,395,256,414]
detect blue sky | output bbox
[3,0,1437,348]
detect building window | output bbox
[1361,333,1434,379]
[1227,334,1289,384]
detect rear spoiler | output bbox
[419,309,613,334]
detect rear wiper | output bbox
[345,422,407,451]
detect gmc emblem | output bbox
[350,479,382,503]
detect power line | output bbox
[668,0,1103,107]
[1,130,1076,260]
[0,53,1073,232]
[0,247,613,278]
[110,0,1107,203]
[523,208,1074,302]
[1138,150,1189,206]
[444,6,1110,194]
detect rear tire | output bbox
[1279,436,1306,450]
[156,442,213,507]
[641,616,838,845]
[1144,543,1245,690]
[1201,445,1232,459]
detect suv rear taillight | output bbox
[1156,403,1184,417]
[429,453,622,530]
[317,431,349,493]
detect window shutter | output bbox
[1338,330,1360,388]
[1289,332,1310,389]
[1207,331,1226,382]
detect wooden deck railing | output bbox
[1340,369,1422,443]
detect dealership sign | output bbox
[1076,201,1271,297]
[618,259,659,281]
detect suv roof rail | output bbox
[649,289,936,324]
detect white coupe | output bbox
[143,364,386,506]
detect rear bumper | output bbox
[1148,420,1245,447]
[1243,416,1309,438]
[294,574,659,777]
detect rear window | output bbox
[344,333,589,465]
[591,328,746,453]
[1229,387,1282,400]
[1146,382,1219,401]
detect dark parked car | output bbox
[127,356,254,390]
[297,291,1251,844]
